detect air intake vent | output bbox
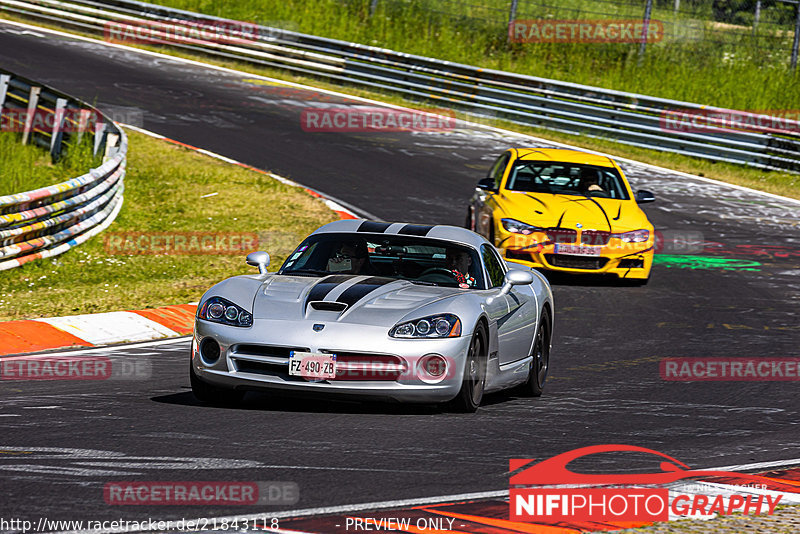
[309,301,348,312]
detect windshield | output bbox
[505,161,630,200]
[279,233,486,289]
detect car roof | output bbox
[311,219,491,250]
[514,148,616,167]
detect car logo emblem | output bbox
[576,223,583,228]
[313,324,325,332]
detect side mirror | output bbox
[246,251,270,274]
[477,177,497,191]
[499,269,534,295]
[635,190,656,204]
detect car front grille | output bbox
[231,344,307,359]
[230,344,309,382]
[320,351,407,381]
[545,228,578,244]
[618,258,645,269]
[544,254,609,270]
[581,230,611,246]
[229,345,406,382]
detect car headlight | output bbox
[390,314,462,338]
[615,229,650,243]
[501,218,543,235]
[197,297,253,327]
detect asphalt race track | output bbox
[1,21,800,525]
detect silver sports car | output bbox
[190,219,554,412]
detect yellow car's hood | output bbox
[498,191,652,232]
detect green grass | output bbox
[0,129,338,321]
[0,132,100,196]
[148,0,800,111]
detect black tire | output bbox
[465,207,473,230]
[190,360,244,405]
[521,309,551,397]
[451,322,488,413]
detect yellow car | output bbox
[466,148,656,284]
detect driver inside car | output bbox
[327,241,374,274]
[579,167,604,194]
[445,249,476,288]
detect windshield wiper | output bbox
[283,269,331,277]
[409,280,439,286]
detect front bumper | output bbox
[192,318,473,403]
[498,230,653,279]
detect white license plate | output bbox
[555,244,602,256]
[289,351,337,380]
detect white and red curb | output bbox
[0,304,197,355]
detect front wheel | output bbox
[450,323,488,413]
[190,360,244,406]
[521,309,551,397]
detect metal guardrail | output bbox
[0,69,126,270]
[1,0,798,173]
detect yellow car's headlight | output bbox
[501,218,543,235]
[614,229,650,243]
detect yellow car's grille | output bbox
[544,254,609,270]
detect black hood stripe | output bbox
[585,197,613,231]
[305,275,356,308]
[358,220,392,233]
[398,224,434,236]
[334,276,397,308]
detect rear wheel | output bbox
[464,207,474,230]
[190,360,244,405]
[451,323,488,413]
[521,309,551,397]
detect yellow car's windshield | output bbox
[506,162,630,200]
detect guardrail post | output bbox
[76,108,92,143]
[639,0,654,65]
[507,0,519,42]
[753,0,761,35]
[792,2,800,70]
[50,98,68,159]
[21,86,41,145]
[93,120,107,156]
[0,74,9,109]
[105,132,120,160]
[0,74,9,131]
